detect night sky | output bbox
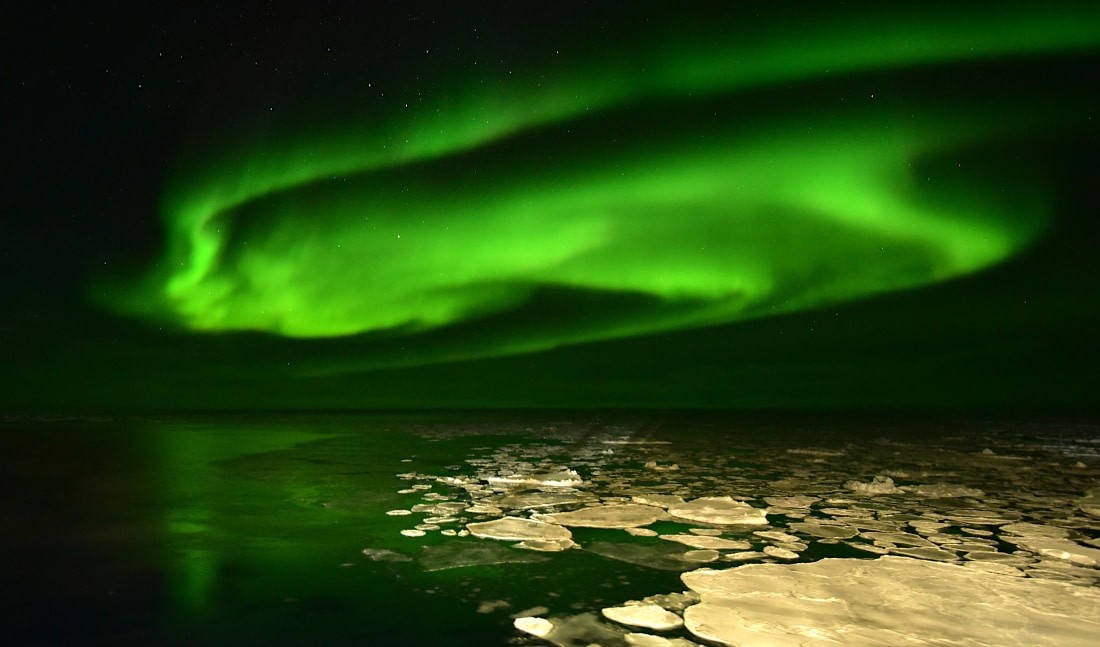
[6,1,1100,411]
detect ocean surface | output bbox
[3,412,1099,645]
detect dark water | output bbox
[2,412,1098,645]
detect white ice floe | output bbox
[513,616,553,638]
[536,504,669,528]
[682,549,720,563]
[632,494,687,509]
[1000,523,1100,567]
[601,604,684,630]
[786,521,857,539]
[890,546,957,562]
[904,483,985,497]
[723,551,766,561]
[861,531,935,548]
[498,491,596,510]
[681,556,1100,646]
[753,530,801,543]
[669,497,768,525]
[659,534,751,550]
[762,545,799,559]
[486,469,583,487]
[466,516,573,542]
[844,475,901,494]
[763,495,820,508]
[624,633,699,646]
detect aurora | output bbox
[100,2,1100,374]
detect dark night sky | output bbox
[4,2,1100,411]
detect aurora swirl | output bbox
[103,3,1100,372]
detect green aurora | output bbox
[101,3,1100,376]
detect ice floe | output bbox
[682,549,720,563]
[762,545,799,559]
[601,604,684,630]
[659,534,751,550]
[624,633,699,646]
[668,496,768,525]
[513,616,553,638]
[486,469,583,487]
[845,475,902,494]
[466,516,572,542]
[379,417,1100,642]
[681,556,1100,646]
[536,503,669,528]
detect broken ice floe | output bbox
[380,419,1100,642]
[624,633,699,646]
[513,616,553,638]
[535,503,669,528]
[668,497,768,525]
[658,534,751,550]
[601,604,684,630]
[682,549,720,563]
[904,483,985,497]
[486,469,583,487]
[466,516,572,543]
[762,545,799,559]
[845,475,902,494]
[680,556,1100,646]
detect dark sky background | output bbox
[4,2,1099,412]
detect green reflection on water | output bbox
[155,421,340,617]
[147,416,526,643]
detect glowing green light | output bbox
[102,4,1100,372]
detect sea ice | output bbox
[659,534,751,550]
[682,549,720,563]
[787,521,857,539]
[668,497,768,525]
[498,491,596,510]
[536,504,669,528]
[1079,490,1100,518]
[723,551,766,561]
[601,604,684,630]
[844,475,901,494]
[466,516,573,542]
[763,495,820,508]
[513,616,553,638]
[487,469,583,487]
[762,545,799,559]
[515,538,576,552]
[904,483,985,497]
[633,494,686,509]
[624,633,699,646]
[753,530,800,543]
[681,556,1100,646]
[890,546,957,562]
